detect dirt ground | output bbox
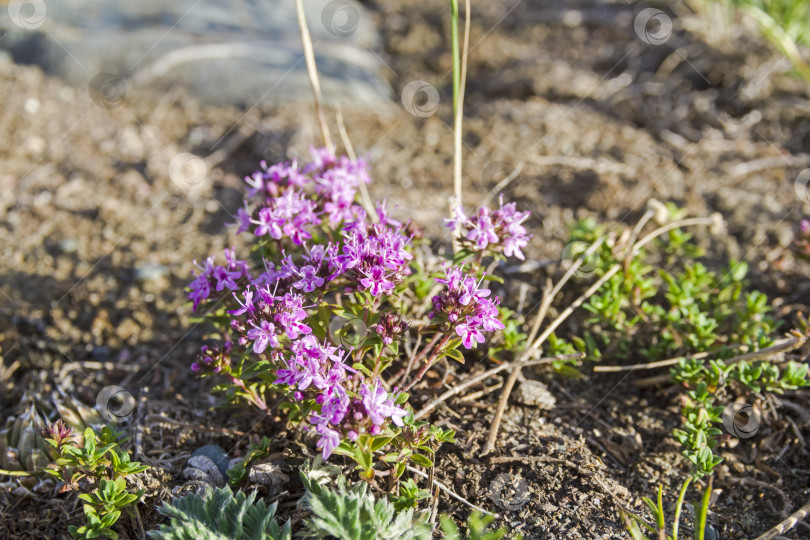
[2,0,810,538]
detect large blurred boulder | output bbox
[0,0,390,107]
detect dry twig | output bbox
[754,500,810,540]
[406,465,498,518]
[336,106,376,220]
[295,0,332,149]
[634,332,807,388]
[414,353,582,420]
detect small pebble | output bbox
[515,380,556,409]
[134,262,169,283]
[192,444,230,476]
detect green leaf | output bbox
[353,447,372,472]
[370,436,394,453]
[297,462,432,540]
[149,485,291,540]
[444,348,465,363]
[410,454,433,468]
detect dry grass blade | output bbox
[753,499,810,540]
[295,0,332,149]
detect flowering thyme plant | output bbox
[187,147,530,482]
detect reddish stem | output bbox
[403,334,451,392]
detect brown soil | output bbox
[3,0,810,538]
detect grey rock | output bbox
[58,238,78,253]
[191,444,230,476]
[90,346,110,362]
[134,262,169,283]
[248,460,288,497]
[0,0,390,108]
[184,455,226,487]
[515,380,556,409]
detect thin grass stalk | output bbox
[695,476,713,540]
[295,0,333,149]
[672,476,692,540]
[450,0,470,251]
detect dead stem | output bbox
[413,353,582,419]
[634,332,808,387]
[336,106,376,221]
[406,465,498,518]
[451,0,471,252]
[403,335,451,392]
[597,333,807,373]
[460,380,504,401]
[294,0,332,149]
[754,499,810,540]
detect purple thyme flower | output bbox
[252,206,284,239]
[292,265,325,293]
[429,265,505,350]
[455,317,486,349]
[360,382,408,427]
[231,203,252,235]
[212,265,242,292]
[458,275,491,306]
[467,207,499,249]
[314,420,341,460]
[305,146,338,175]
[358,266,395,296]
[274,292,312,339]
[187,249,249,310]
[446,195,532,260]
[228,289,255,316]
[321,385,350,425]
[246,320,279,354]
[188,273,211,310]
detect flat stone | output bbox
[515,380,556,409]
[248,461,288,497]
[0,0,390,108]
[134,262,169,283]
[191,444,230,476]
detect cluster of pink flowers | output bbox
[233,147,370,244]
[198,278,409,459]
[447,194,532,260]
[187,148,531,461]
[429,265,505,349]
[228,289,312,353]
[188,248,251,310]
[330,203,413,296]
